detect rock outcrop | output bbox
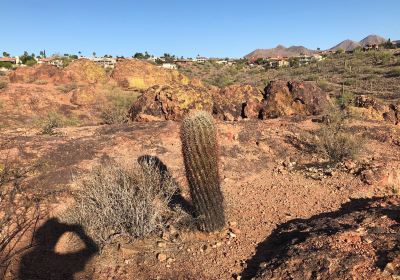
[9,64,66,84]
[111,59,190,89]
[212,84,264,121]
[8,60,107,85]
[259,80,330,119]
[63,59,108,84]
[129,84,214,121]
[352,95,399,125]
[251,197,400,280]
[129,80,331,122]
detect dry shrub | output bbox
[40,112,62,135]
[61,160,182,247]
[314,108,363,163]
[0,161,42,277]
[57,83,77,93]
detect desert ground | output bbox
[1,50,400,279]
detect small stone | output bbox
[157,241,167,248]
[166,257,175,264]
[230,227,241,234]
[157,253,167,262]
[228,232,237,239]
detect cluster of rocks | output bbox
[129,80,331,122]
[353,95,400,125]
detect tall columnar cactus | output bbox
[180,111,225,232]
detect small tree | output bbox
[2,52,10,58]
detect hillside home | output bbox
[363,44,379,51]
[38,57,64,67]
[0,57,20,64]
[174,59,193,66]
[393,40,400,48]
[84,57,116,68]
[267,58,289,68]
[161,63,177,69]
[194,56,207,63]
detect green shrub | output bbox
[337,89,354,108]
[0,62,13,69]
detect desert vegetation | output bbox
[1,47,400,279]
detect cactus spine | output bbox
[180,111,225,232]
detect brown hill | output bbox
[359,34,387,46]
[111,59,190,89]
[329,39,361,51]
[245,45,315,60]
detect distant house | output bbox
[0,57,20,64]
[38,57,64,67]
[311,54,324,61]
[161,63,177,69]
[194,56,207,63]
[82,57,116,68]
[393,40,400,48]
[363,44,379,51]
[266,58,289,68]
[174,59,193,66]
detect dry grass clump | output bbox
[61,160,182,247]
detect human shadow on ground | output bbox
[240,197,400,279]
[19,218,99,280]
[137,155,194,215]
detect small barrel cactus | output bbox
[180,111,225,232]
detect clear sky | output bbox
[2,0,399,58]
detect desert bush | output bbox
[314,108,363,163]
[40,112,61,135]
[60,160,182,247]
[34,80,48,85]
[336,89,354,108]
[100,88,138,124]
[0,81,7,90]
[57,83,77,93]
[317,80,333,92]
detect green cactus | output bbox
[180,111,225,232]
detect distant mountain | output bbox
[245,45,315,60]
[359,34,387,46]
[330,40,361,52]
[329,34,388,51]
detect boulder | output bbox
[259,80,330,119]
[111,59,190,89]
[212,84,264,121]
[129,84,214,121]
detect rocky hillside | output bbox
[360,34,387,46]
[245,45,315,60]
[329,39,361,52]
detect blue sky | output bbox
[2,0,399,58]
